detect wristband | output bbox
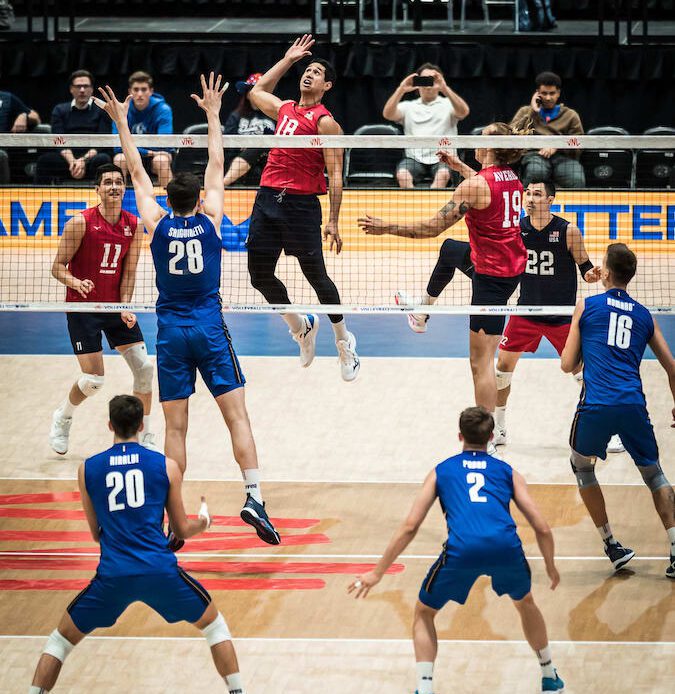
[578,260,594,277]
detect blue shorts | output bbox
[570,403,659,466]
[156,319,245,402]
[418,550,531,609]
[67,569,211,634]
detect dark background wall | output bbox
[2,40,673,135]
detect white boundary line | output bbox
[0,634,672,646]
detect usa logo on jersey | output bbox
[549,230,560,243]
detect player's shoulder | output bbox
[120,208,139,226]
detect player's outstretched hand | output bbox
[546,563,560,590]
[94,86,132,125]
[348,570,380,598]
[74,278,94,299]
[584,266,602,283]
[120,311,137,329]
[191,72,228,115]
[324,221,343,254]
[358,214,389,236]
[437,150,462,170]
[285,34,315,63]
[198,496,211,528]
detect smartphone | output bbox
[412,75,434,87]
[535,96,543,107]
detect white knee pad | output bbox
[77,373,104,398]
[570,450,598,488]
[495,369,513,391]
[122,344,153,394]
[43,629,75,663]
[202,612,231,647]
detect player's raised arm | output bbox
[561,298,585,373]
[250,34,314,120]
[567,223,601,283]
[512,470,559,589]
[77,463,100,543]
[318,115,344,254]
[359,176,482,239]
[191,72,228,230]
[94,86,165,234]
[647,319,675,426]
[52,215,94,299]
[165,457,211,541]
[349,469,438,598]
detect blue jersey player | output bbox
[349,407,564,694]
[29,395,247,694]
[562,243,675,578]
[95,74,279,547]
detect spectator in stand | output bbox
[383,63,469,189]
[35,70,112,184]
[223,73,276,187]
[112,71,173,187]
[510,72,585,189]
[0,89,40,183]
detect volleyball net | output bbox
[0,133,674,315]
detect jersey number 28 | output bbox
[107,469,145,512]
[168,239,204,275]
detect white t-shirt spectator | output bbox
[397,96,458,164]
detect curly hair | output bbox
[484,121,533,166]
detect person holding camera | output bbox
[383,63,469,189]
[510,71,585,189]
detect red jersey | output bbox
[464,165,526,278]
[260,101,332,195]
[66,206,138,303]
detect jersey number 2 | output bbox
[168,239,204,275]
[607,311,633,349]
[107,469,145,512]
[466,472,487,503]
[502,190,522,228]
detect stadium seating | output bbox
[344,124,402,187]
[173,123,225,179]
[581,126,633,189]
[635,126,675,189]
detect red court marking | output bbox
[0,507,320,528]
[0,578,325,591]
[0,557,405,575]
[182,534,331,551]
[0,492,81,505]
[0,530,243,543]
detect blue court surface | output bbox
[1,313,673,358]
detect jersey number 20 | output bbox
[466,472,487,503]
[607,311,633,349]
[168,239,204,275]
[107,469,145,512]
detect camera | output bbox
[412,75,434,87]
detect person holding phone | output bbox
[383,63,470,189]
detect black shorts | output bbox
[470,273,520,335]
[67,312,144,355]
[247,187,323,258]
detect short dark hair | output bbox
[416,62,442,76]
[109,395,144,439]
[129,70,153,88]
[309,59,337,86]
[95,163,125,185]
[69,69,94,87]
[535,71,561,89]
[459,406,494,446]
[529,179,556,197]
[166,172,201,215]
[605,243,637,286]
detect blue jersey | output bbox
[579,288,654,406]
[150,212,222,328]
[436,450,522,564]
[84,442,177,577]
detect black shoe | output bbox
[240,495,281,545]
[666,555,675,579]
[604,540,635,571]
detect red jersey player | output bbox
[248,34,360,382]
[49,163,156,455]
[360,123,528,451]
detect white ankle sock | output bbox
[598,522,617,545]
[536,645,556,679]
[282,313,305,334]
[495,406,506,430]
[332,319,349,342]
[242,468,263,503]
[59,397,76,419]
[667,526,675,554]
[224,672,245,694]
[143,415,152,435]
[420,292,437,306]
[29,686,46,693]
[416,661,434,694]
